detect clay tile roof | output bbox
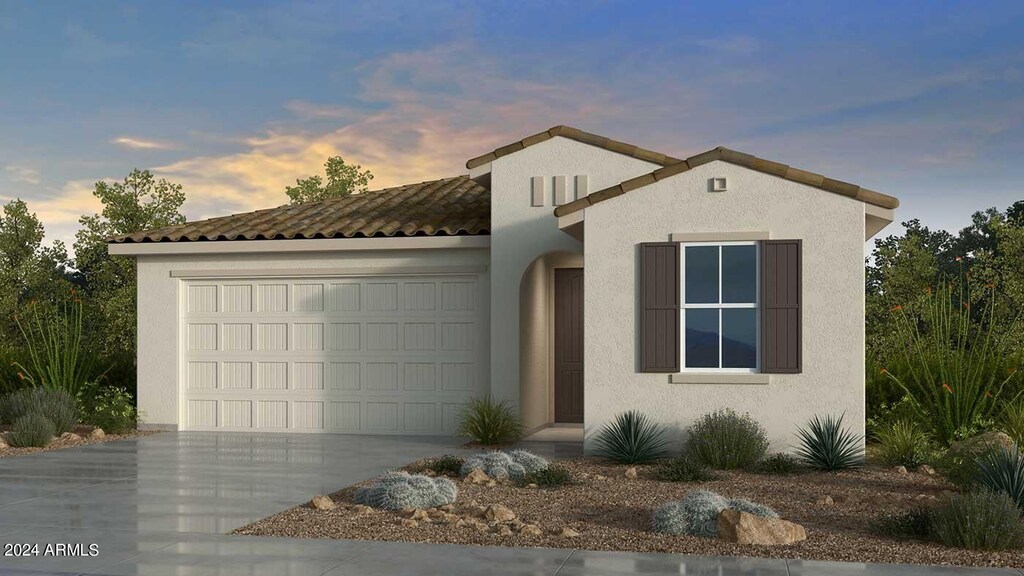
[553,146,900,217]
[109,175,489,243]
[465,125,683,170]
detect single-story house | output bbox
[109,125,898,451]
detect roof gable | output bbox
[553,146,899,217]
[465,125,682,170]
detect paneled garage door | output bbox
[180,274,485,434]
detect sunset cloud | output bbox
[111,136,175,150]
[4,164,41,185]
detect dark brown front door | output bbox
[554,268,584,423]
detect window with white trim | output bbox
[680,242,759,371]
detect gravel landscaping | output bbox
[0,425,158,458]
[233,457,1024,570]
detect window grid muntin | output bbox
[680,241,759,372]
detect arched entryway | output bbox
[519,250,584,434]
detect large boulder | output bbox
[947,431,1015,461]
[716,509,806,545]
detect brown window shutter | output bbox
[639,242,680,373]
[761,240,802,373]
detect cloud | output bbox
[284,101,364,121]
[4,165,41,185]
[694,35,761,56]
[111,136,175,150]
[64,24,132,63]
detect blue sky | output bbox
[1,1,1022,252]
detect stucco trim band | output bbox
[670,231,771,242]
[109,235,491,256]
[169,265,488,279]
[670,373,771,385]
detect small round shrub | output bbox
[410,454,465,477]
[757,453,800,475]
[353,471,457,510]
[654,454,720,482]
[460,450,549,481]
[78,383,137,434]
[931,490,1024,551]
[872,507,934,540]
[593,410,669,464]
[456,397,522,445]
[686,409,769,470]
[651,489,777,538]
[7,412,57,448]
[519,464,573,487]
[0,387,79,433]
[875,418,934,468]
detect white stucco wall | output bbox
[583,160,866,452]
[135,247,490,428]
[489,137,658,408]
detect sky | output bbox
[1,0,1022,255]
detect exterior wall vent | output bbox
[711,177,728,192]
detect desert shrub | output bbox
[7,412,56,448]
[930,490,1024,551]
[866,394,920,442]
[13,300,95,396]
[875,418,934,468]
[883,274,1024,446]
[77,382,137,434]
[654,454,719,482]
[1000,401,1024,447]
[519,464,573,487]
[795,413,864,471]
[975,446,1024,508]
[593,410,669,464]
[460,450,549,481]
[757,453,801,475]
[685,409,768,470]
[651,490,777,538]
[353,471,457,510]
[456,397,522,445]
[0,387,79,433]
[872,507,934,540]
[410,454,465,477]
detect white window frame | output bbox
[679,241,760,373]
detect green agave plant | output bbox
[593,410,669,464]
[794,413,864,471]
[976,446,1024,510]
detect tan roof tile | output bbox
[466,125,680,169]
[109,176,489,243]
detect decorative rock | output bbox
[716,509,806,545]
[310,495,336,510]
[89,428,106,439]
[948,432,1015,462]
[494,525,514,536]
[443,513,461,525]
[473,520,490,532]
[400,518,419,528]
[893,465,908,474]
[520,524,543,537]
[815,495,834,507]
[558,527,580,538]
[486,480,498,487]
[404,509,429,521]
[351,504,372,514]
[526,483,539,489]
[440,504,455,512]
[484,504,517,523]
[624,467,638,479]
[464,469,490,484]
[594,475,606,481]
[0,434,8,449]
[916,464,936,476]
[468,505,488,518]
[59,432,82,442]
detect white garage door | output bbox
[180,274,485,434]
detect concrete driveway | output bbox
[0,432,1019,576]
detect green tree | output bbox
[285,156,373,204]
[0,199,73,334]
[74,170,185,358]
